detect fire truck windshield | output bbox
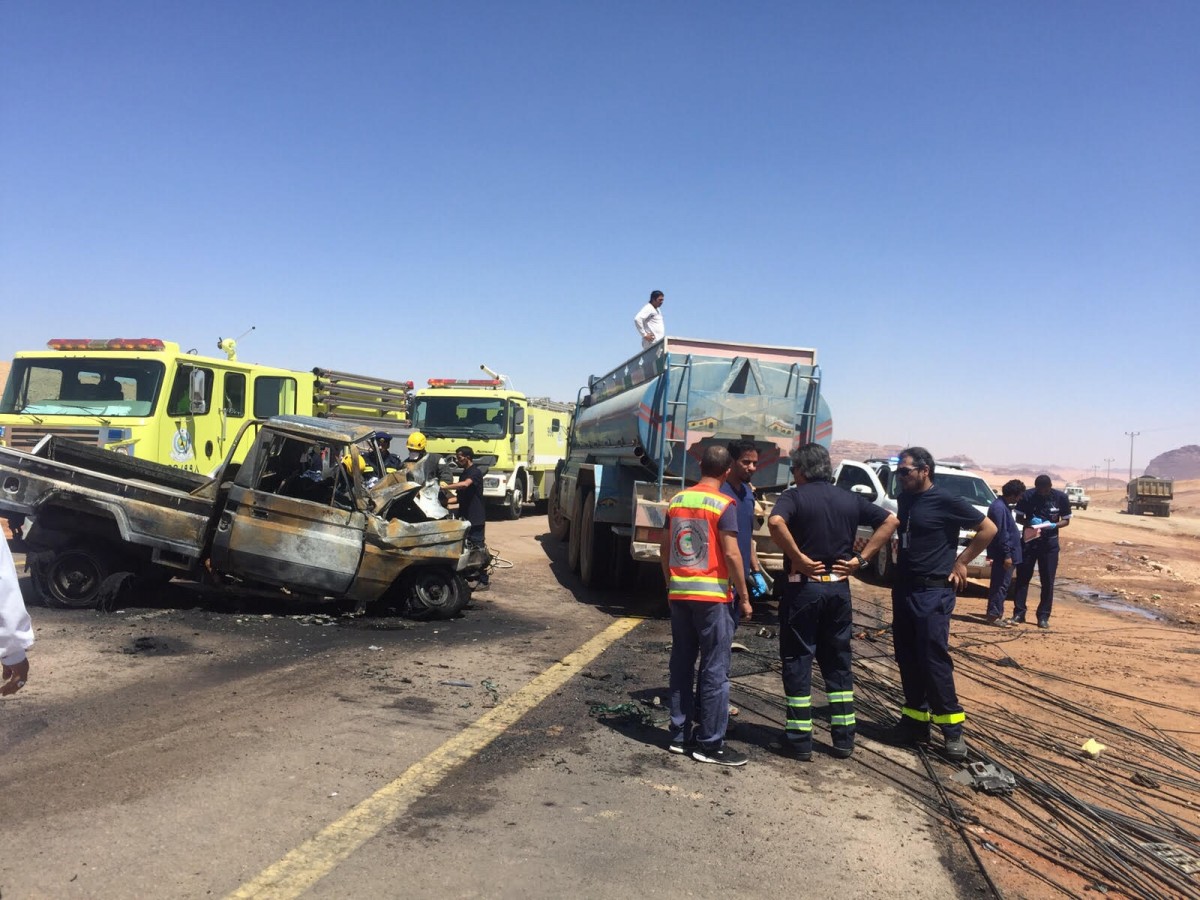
[414,397,507,438]
[1,358,166,417]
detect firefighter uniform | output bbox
[665,484,739,753]
[770,481,890,756]
[893,485,983,743]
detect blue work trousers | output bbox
[780,580,854,747]
[891,585,963,740]
[669,599,734,750]
[1013,540,1059,621]
[986,560,1014,620]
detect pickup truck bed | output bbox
[0,437,216,564]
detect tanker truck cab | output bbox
[412,377,571,520]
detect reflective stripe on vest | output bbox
[666,486,734,603]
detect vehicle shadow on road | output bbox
[534,533,671,620]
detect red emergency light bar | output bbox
[48,338,166,352]
[427,378,503,387]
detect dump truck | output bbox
[0,416,485,616]
[411,369,573,519]
[1127,476,1172,517]
[547,336,831,588]
[0,336,413,473]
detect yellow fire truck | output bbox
[411,373,573,519]
[0,337,413,473]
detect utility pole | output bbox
[1125,432,1140,483]
[1091,464,1099,485]
[1104,457,1114,489]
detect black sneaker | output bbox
[1037,619,1050,630]
[692,746,749,767]
[668,736,696,755]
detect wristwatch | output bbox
[853,552,866,569]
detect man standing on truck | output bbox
[984,480,1025,626]
[442,446,490,589]
[768,443,898,760]
[1012,474,1071,630]
[892,447,995,763]
[661,445,751,767]
[634,290,666,349]
[1,535,33,696]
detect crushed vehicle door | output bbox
[210,437,365,594]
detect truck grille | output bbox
[5,426,101,452]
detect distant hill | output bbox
[1145,445,1200,480]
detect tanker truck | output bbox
[547,336,831,588]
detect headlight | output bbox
[484,476,501,489]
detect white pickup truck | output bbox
[1065,483,1090,510]
[832,457,999,583]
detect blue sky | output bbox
[2,2,1197,470]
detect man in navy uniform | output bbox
[984,480,1025,626]
[1012,474,1071,629]
[891,447,995,762]
[768,443,898,760]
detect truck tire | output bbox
[873,544,892,584]
[579,492,612,589]
[42,543,118,609]
[503,477,525,521]
[402,568,469,620]
[567,491,585,573]
[547,481,570,542]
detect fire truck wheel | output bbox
[547,482,570,542]
[403,568,469,620]
[43,543,115,609]
[504,477,525,521]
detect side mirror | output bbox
[188,368,208,415]
[850,484,876,500]
[512,406,525,435]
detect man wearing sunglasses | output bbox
[892,447,996,762]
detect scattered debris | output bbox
[952,761,1017,796]
[440,679,473,688]
[1140,842,1200,875]
[756,627,776,640]
[481,679,500,704]
[1131,771,1160,789]
[730,641,749,653]
[589,701,657,726]
[367,645,383,651]
[580,670,612,681]
[1081,738,1106,759]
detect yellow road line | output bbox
[227,615,643,899]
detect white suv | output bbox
[833,457,998,583]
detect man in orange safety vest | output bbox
[660,444,752,767]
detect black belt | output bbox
[899,575,951,589]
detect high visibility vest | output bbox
[666,485,734,603]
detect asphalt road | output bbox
[0,517,985,899]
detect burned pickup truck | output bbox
[0,415,486,618]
